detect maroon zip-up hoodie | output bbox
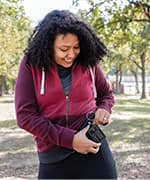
[15,58,114,153]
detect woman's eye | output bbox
[74,47,79,50]
[59,46,79,52]
[60,48,68,52]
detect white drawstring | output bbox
[40,67,45,95]
[89,66,97,98]
[40,66,96,97]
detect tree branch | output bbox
[129,1,150,20]
[132,60,142,70]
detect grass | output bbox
[0,119,35,153]
[0,119,17,129]
[102,95,150,178]
[104,95,150,145]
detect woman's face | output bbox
[53,33,80,68]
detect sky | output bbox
[22,0,86,26]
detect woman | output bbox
[15,10,117,179]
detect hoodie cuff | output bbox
[60,129,76,149]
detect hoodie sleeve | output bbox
[15,58,75,149]
[95,64,115,113]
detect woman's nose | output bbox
[67,49,76,58]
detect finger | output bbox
[83,151,88,155]
[95,110,105,123]
[82,125,90,133]
[88,146,100,154]
[88,139,101,148]
[103,116,108,122]
[95,109,110,125]
[103,115,110,125]
[102,111,109,120]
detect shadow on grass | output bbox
[103,95,150,178]
[104,117,150,178]
[106,95,150,144]
[114,96,150,114]
[0,119,36,153]
[113,148,150,178]
[0,100,14,103]
[0,122,38,178]
[104,117,150,145]
[0,119,17,129]
[114,105,150,114]
[0,151,38,179]
[0,132,35,152]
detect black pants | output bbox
[38,139,117,179]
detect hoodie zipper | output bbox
[56,64,72,128]
[65,95,69,127]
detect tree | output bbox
[72,0,150,98]
[130,23,150,98]
[0,0,31,95]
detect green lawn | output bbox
[105,95,150,145]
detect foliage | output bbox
[0,0,31,94]
[72,0,150,98]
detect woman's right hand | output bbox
[72,125,101,154]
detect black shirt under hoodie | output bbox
[57,64,72,96]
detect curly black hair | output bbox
[25,10,107,71]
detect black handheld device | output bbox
[85,112,106,143]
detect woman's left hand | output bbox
[94,108,110,125]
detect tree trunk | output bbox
[115,64,122,94]
[0,75,5,96]
[131,69,140,94]
[140,53,146,99]
[116,70,120,94]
